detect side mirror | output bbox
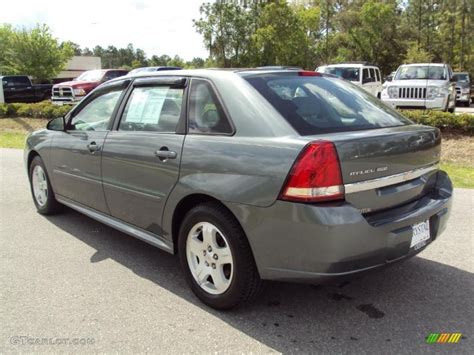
[450,77,457,82]
[47,116,65,131]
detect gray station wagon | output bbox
[25,69,453,309]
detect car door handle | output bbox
[87,142,101,153]
[155,148,177,161]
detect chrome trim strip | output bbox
[344,164,439,194]
[56,196,174,253]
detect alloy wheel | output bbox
[32,165,48,207]
[186,222,234,295]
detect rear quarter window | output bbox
[244,74,412,135]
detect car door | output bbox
[101,77,187,234]
[375,68,382,97]
[49,81,128,213]
[361,68,372,94]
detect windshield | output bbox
[245,74,411,135]
[395,65,447,80]
[453,74,469,83]
[317,67,360,82]
[74,70,104,82]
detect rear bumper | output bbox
[226,171,452,283]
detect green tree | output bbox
[0,24,73,82]
[252,1,310,67]
[404,41,433,63]
[345,0,405,74]
[188,57,206,68]
[194,1,259,67]
[150,54,172,66]
[168,55,186,67]
[0,25,15,74]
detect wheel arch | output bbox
[171,193,241,254]
[27,150,40,172]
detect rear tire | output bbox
[178,202,263,309]
[29,156,61,215]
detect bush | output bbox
[0,101,72,119]
[400,110,474,133]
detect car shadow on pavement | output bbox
[45,208,472,353]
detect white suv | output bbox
[316,62,383,97]
[381,63,456,112]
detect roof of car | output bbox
[319,63,379,68]
[114,68,306,80]
[400,63,446,67]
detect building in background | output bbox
[53,56,101,83]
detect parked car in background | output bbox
[452,72,472,107]
[316,62,383,98]
[382,63,456,112]
[128,66,182,76]
[1,75,52,103]
[51,69,128,105]
[25,69,452,309]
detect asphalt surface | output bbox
[1,148,473,354]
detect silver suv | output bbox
[316,62,383,98]
[382,63,456,112]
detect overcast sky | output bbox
[0,0,210,60]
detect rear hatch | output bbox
[242,71,441,212]
[309,125,441,212]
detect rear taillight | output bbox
[280,140,344,202]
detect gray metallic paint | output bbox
[25,69,453,283]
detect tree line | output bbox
[194,0,473,75]
[0,25,207,82]
[1,0,472,82]
[68,43,207,71]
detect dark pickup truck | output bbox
[1,75,52,103]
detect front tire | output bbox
[178,202,262,309]
[29,156,61,215]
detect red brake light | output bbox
[298,71,321,77]
[280,141,344,202]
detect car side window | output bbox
[369,68,376,81]
[188,79,233,134]
[376,69,381,82]
[69,89,123,131]
[103,72,115,82]
[119,86,184,132]
[363,69,370,82]
[15,77,30,86]
[2,77,14,87]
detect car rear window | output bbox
[244,74,412,135]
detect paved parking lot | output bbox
[1,148,473,353]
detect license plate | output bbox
[410,220,430,250]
